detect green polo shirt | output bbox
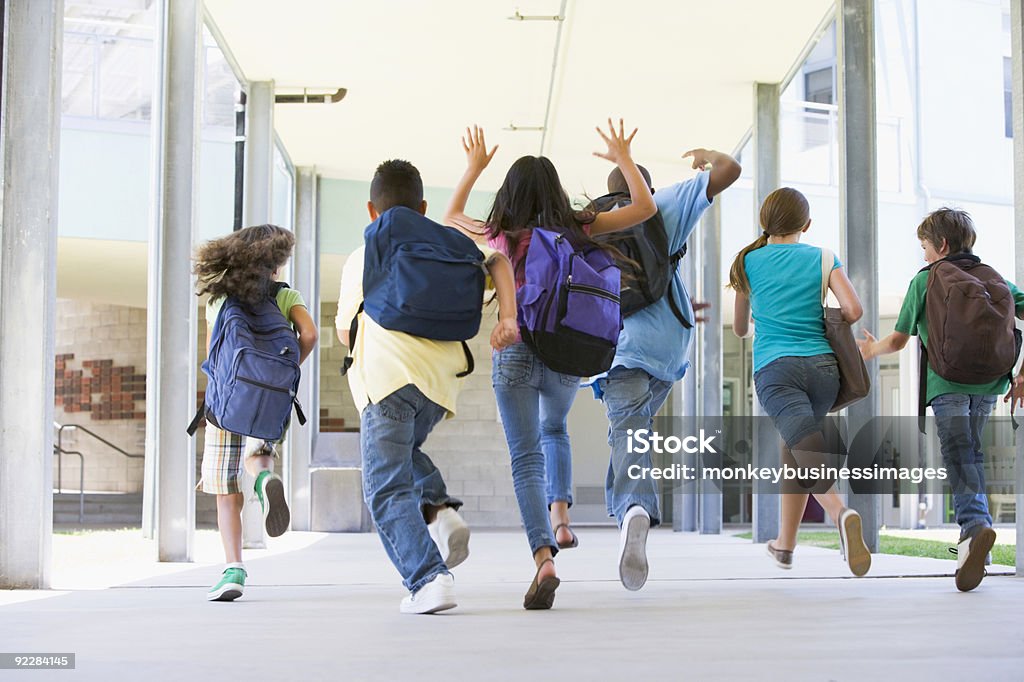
[894,270,1024,404]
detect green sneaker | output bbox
[255,471,290,538]
[208,567,246,602]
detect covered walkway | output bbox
[3,529,1022,679]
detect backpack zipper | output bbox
[567,281,620,304]
[238,376,293,394]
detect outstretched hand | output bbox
[692,301,712,324]
[857,330,877,360]
[462,125,498,173]
[593,118,637,166]
[683,148,714,171]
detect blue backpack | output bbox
[187,283,306,441]
[341,206,485,377]
[517,228,622,377]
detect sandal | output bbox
[523,558,560,610]
[553,523,579,549]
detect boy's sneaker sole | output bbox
[444,525,471,570]
[956,527,995,593]
[619,511,651,591]
[262,475,290,538]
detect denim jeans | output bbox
[753,354,840,448]
[360,384,462,593]
[931,393,995,535]
[598,366,674,527]
[492,342,579,555]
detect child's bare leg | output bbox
[775,444,808,551]
[549,501,572,546]
[217,492,244,563]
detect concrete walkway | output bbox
[2,529,1023,681]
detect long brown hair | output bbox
[727,187,810,294]
[194,224,295,306]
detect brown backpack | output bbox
[921,254,1019,393]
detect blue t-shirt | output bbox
[745,243,840,373]
[589,171,712,391]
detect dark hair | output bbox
[194,224,294,306]
[607,165,653,195]
[370,159,424,213]
[916,208,976,256]
[486,155,610,274]
[728,187,810,294]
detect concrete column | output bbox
[290,168,320,531]
[837,0,881,552]
[751,81,781,543]
[240,80,274,548]
[0,0,63,589]
[146,0,201,562]
[1010,0,1024,577]
[674,232,699,531]
[698,203,723,534]
[242,81,274,226]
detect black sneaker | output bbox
[951,526,996,592]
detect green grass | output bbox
[734,531,1016,566]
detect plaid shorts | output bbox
[199,424,278,495]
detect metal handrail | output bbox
[53,421,144,525]
[52,444,85,524]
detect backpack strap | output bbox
[186,402,206,436]
[918,341,928,434]
[664,243,691,329]
[340,302,475,379]
[340,303,363,377]
[292,397,307,426]
[456,341,475,378]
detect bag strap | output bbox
[918,341,928,434]
[340,303,363,377]
[820,247,832,315]
[456,341,475,378]
[186,402,205,436]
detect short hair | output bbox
[916,208,976,255]
[370,159,424,212]
[607,165,653,195]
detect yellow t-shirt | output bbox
[337,244,494,418]
[207,286,306,328]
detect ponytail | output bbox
[728,233,769,295]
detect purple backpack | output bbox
[517,228,622,376]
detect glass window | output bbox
[804,66,835,105]
[1005,56,1013,139]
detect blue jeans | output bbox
[360,384,462,593]
[753,354,839,448]
[931,393,995,535]
[598,366,674,527]
[492,342,579,555]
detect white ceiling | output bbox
[204,0,834,194]
[60,0,835,310]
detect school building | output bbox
[2,0,1024,586]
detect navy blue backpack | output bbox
[517,228,622,377]
[341,207,485,378]
[188,283,306,441]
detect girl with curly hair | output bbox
[194,224,318,602]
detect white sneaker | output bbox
[427,507,470,569]
[618,505,651,591]
[400,573,457,614]
[838,508,871,577]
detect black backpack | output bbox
[592,192,690,328]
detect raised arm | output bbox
[444,125,497,244]
[590,118,658,235]
[683,148,742,200]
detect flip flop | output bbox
[553,523,579,549]
[523,558,560,610]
